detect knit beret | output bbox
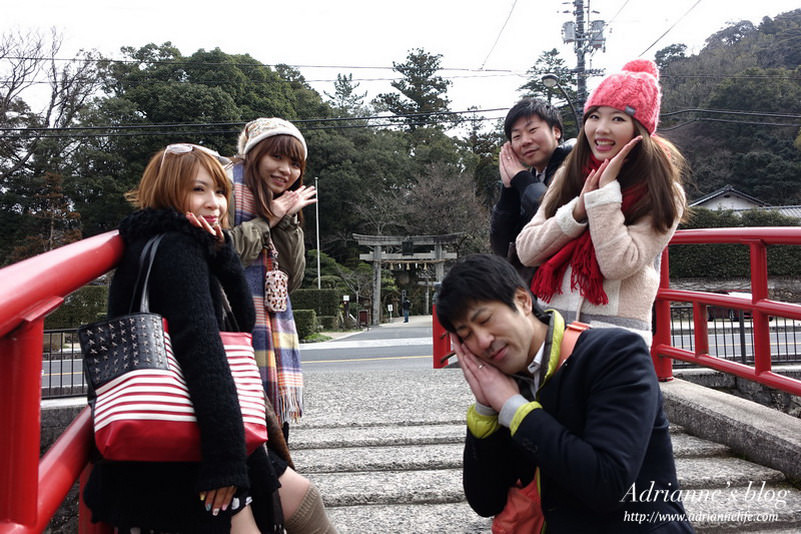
[237,117,308,159]
[584,59,661,134]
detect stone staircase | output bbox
[292,369,801,534]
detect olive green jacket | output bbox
[228,213,306,293]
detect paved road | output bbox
[300,316,435,372]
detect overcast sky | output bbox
[4,0,799,121]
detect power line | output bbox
[0,108,510,134]
[4,106,796,136]
[1,71,527,87]
[606,0,632,25]
[8,109,795,140]
[3,55,515,74]
[479,0,518,70]
[638,0,704,57]
[661,117,801,131]
[662,108,801,119]
[21,116,510,139]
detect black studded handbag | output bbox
[78,234,268,462]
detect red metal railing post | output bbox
[692,301,710,355]
[0,317,48,527]
[432,303,452,368]
[749,241,772,375]
[652,248,674,380]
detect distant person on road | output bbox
[402,296,411,323]
[227,118,317,431]
[490,97,574,282]
[515,60,688,346]
[436,254,694,533]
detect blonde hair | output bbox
[126,147,232,228]
[544,108,688,232]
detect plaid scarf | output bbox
[531,156,645,306]
[233,163,303,423]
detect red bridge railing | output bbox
[0,231,121,534]
[652,227,801,395]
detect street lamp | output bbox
[541,73,581,134]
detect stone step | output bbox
[682,481,801,533]
[675,456,787,489]
[325,502,492,533]
[290,423,729,458]
[290,423,466,449]
[298,444,798,533]
[317,481,801,533]
[301,456,786,508]
[292,433,733,476]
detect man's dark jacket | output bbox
[490,141,574,278]
[463,326,694,533]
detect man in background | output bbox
[490,98,574,281]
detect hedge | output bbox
[318,315,339,330]
[293,309,317,341]
[291,289,340,316]
[668,209,801,279]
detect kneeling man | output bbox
[437,254,694,533]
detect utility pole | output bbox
[575,0,587,114]
[561,0,607,116]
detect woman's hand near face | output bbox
[598,135,642,188]
[186,212,224,242]
[573,161,604,222]
[270,185,317,226]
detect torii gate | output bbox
[353,233,461,325]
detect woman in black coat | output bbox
[84,145,335,533]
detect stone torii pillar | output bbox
[371,244,382,329]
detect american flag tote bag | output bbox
[78,235,268,462]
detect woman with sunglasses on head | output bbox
[83,144,336,533]
[515,60,688,346]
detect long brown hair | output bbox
[543,107,688,232]
[240,135,307,222]
[127,147,232,228]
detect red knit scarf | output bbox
[531,156,645,306]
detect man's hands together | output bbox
[452,334,521,413]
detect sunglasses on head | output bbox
[160,143,231,168]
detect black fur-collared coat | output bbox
[84,208,281,533]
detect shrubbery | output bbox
[45,285,108,329]
[293,309,318,341]
[291,289,340,316]
[668,209,801,278]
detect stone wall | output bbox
[674,367,801,419]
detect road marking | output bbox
[300,337,431,350]
[304,355,431,364]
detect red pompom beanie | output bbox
[584,59,661,134]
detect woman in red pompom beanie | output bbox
[514,59,688,346]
